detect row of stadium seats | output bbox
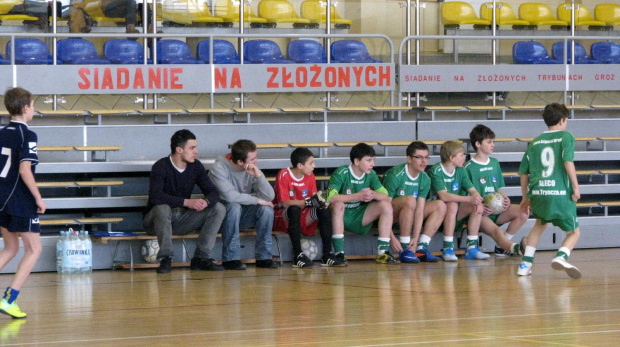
[442,2,620,29]
[513,41,620,64]
[0,38,381,65]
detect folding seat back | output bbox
[197,39,240,64]
[331,40,382,63]
[6,38,53,64]
[244,39,293,63]
[557,3,605,27]
[594,4,620,26]
[480,2,529,26]
[519,3,568,26]
[103,39,150,64]
[300,0,352,25]
[590,41,620,64]
[552,41,600,64]
[441,1,491,26]
[287,40,326,63]
[57,38,111,64]
[258,0,310,24]
[214,0,267,23]
[512,41,561,64]
[156,40,202,64]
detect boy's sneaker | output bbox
[156,256,172,274]
[376,252,399,264]
[0,299,27,319]
[335,252,348,266]
[517,262,532,276]
[293,253,314,268]
[494,245,515,257]
[399,249,420,263]
[442,247,458,262]
[464,247,490,260]
[551,257,582,279]
[321,252,346,267]
[190,257,224,271]
[414,247,440,262]
[222,260,247,270]
[256,259,280,268]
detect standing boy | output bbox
[427,140,487,261]
[273,148,344,267]
[326,143,398,265]
[383,141,446,263]
[0,87,46,318]
[517,103,581,279]
[464,124,528,257]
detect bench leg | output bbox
[272,234,283,266]
[181,239,191,260]
[129,243,134,272]
[112,241,121,270]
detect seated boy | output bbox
[464,124,528,257]
[326,143,398,265]
[427,140,488,261]
[383,141,447,263]
[518,103,581,279]
[273,148,344,267]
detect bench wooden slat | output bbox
[326,107,371,112]
[424,106,464,111]
[37,146,74,151]
[566,105,590,110]
[233,108,280,113]
[75,217,123,223]
[334,141,378,146]
[575,137,597,141]
[379,141,410,146]
[37,110,87,115]
[508,105,545,110]
[371,106,412,111]
[89,109,138,115]
[598,136,620,141]
[577,202,601,208]
[289,142,334,147]
[466,106,506,110]
[37,182,77,188]
[256,143,289,149]
[185,108,234,114]
[74,146,122,151]
[600,201,620,207]
[280,107,325,112]
[600,169,620,174]
[591,105,620,109]
[75,181,124,187]
[137,109,186,114]
[40,219,77,225]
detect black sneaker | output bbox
[256,259,280,268]
[293,253,314,268]
[321,252,346,267]
[156,256,172,274]
[494,245,515,257]
[191,257,224,271]
[335,252,348,266]
[222,260,247,270]
[519,236,529,256]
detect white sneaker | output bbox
[551,257,582,279]
[517,262,532,276]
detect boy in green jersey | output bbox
[517,103,581,279]
[326,143,399,264]
[383,141,447,263]
[464,125,529,257]
[428,141,488,261]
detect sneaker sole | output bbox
[320,263,347,267]
[400,258,420,263]
[551,261,582,279]
[0,309,27,319]
[517,269,532,276]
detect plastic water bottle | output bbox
[56,231,65,273]
[79,231,92,273]
[62,229,79,274]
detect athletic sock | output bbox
[3,287,19,304]
[443,236,454,249]
[556,247,570,260]
[399,236,411,251]
[417,234,432,250]
[332,234,344,254]
[522,245,536,263]
[466,236,478,250]
[378,237,390,255]
[511,242,519,253]
[505,233,515,241]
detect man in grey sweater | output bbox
[209,139,279,270]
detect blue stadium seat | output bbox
[287,40,327,63]
[512,41,561,64]
[244,40,293,64]
[6,38,54,65]
[156,40,202,64]
[331,40,382,63]
[57,38,111,64]
[197,39,240,64]
[590,41,620,64]
[103,39,152,64]
[552,41,600,64]
[0,53,9,64]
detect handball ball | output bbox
[483,192,504,215]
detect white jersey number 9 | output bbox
[541,146,554,178]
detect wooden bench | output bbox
[40,217,123,232]
[91,230,286,271]
[37,145,121,161]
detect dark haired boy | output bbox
[0,87,46,318]
[325,143,399,265]
[209,139,279,270]
[464,124,528,257]
[518,103,582,279]
[273,148,344,267]
[144,129,226,274]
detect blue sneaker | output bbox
[414,247,440,262]
[442,247,458,262]
[465,247,490,260]
[399,249,420,263]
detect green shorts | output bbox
[536,214,580,232]
[344,204,372,236]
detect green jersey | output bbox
[519,130,576,220]
[326,164,387,209]
[383,163,431,199]
[428,162,474,197]
[464,157,505,196]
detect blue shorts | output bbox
[0,211,41,233]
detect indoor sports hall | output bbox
[0,0,619,345]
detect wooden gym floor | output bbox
[1,248,620,346]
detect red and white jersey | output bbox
[273,167,318,207]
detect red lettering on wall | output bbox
[230,68,241,88]
[133,69,145,89]
[282,67,293,88]
[310,65,321,87]
[170,68,182,89]
[296,67,307,87]
[215,68,227,89]
[149,68,161,89]
[378,66,390,86]
[78,68,90,89]
[117,68,129,89]
[101,68,114,89]
[352,67,363,87]
[325,67,336,87]
[338,67,350,87]
[366,66,377,86]
[267,67,279,88]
